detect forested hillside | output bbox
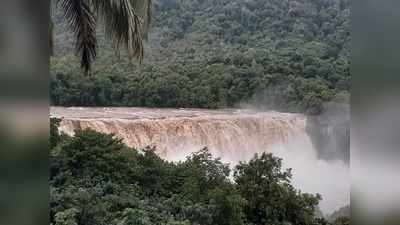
[51,0,350,114]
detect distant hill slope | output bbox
[51,0,350,113]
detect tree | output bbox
[55,208,79,225]
[207,184,246,225]
[234,152,322,225]
[182,148,230,201]
[117,208,151,225]
[50,129,136,186]
[50,118,62,149]
[52,0,152,75]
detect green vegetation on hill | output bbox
[51,0,350,114]
[50,120,350,225]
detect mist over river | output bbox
[50,107,349,214]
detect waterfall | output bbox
[53,107,306,162]
[51,106,349,214]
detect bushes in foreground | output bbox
[50,126,349,225]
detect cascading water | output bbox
[52,107,306,162]
[50,106,349,215]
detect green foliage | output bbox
[207,184,246,225]
[332,217,350,225]
[181,148,230,201]
[50,128,338,225]
[50,118,62,149]
[234,153,322,225]
[50,129,136,186]
[51,0,350,114]
[117,208,152,225]
[54,208,79,225]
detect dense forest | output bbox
[51,0,350,114]
[50,119,349,225]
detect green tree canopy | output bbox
[50,128,339,225]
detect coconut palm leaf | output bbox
[49,20,54,56]
[54,0,152,75]
[59,0,97,75]
[131,0,152,39]
[89,0,152,62]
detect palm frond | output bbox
[132,0,152,39]
[59,0,97,75]
[49,20,54,56]
[90,0,152,62]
